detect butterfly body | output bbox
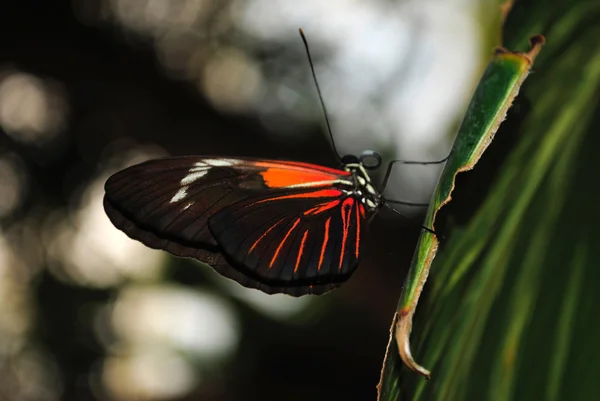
[104,156,385,296]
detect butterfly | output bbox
[103,152,446,295]
[103,29,446,296]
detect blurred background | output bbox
[0,0,495,400]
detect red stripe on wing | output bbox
[355,202,363,258]
[317,217,331,271]
[252,189,343,205]
[304,200,341,216]
[249,217,286,254]
[338,198,354,269]
[269,217,301,268]
[294,230,309,273]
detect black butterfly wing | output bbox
[209,189,368,295]
[103,156,369,295]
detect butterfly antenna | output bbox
[299,28,343,164]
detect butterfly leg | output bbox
[380,153,451,192]
[385,199,430,207]
[382,202,440,238]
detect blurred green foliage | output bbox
[380,0,600,400]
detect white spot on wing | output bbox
[180,169,208,185]
[182,201,194,211]
[204,159,239,167]
[170,186,189,203]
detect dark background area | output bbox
[0,1,470,400]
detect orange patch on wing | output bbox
[260,167,342,188]
[294,230,309,273]
[254,160,350,177]
[318,217,331,271]
[269,218,301,268]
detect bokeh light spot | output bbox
[201,48,264,111]
[103,348,197,400]
[112,285,239,359]
[0,70,68,145]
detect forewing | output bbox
[103,156,361,295]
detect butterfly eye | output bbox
[341,154,359,165]
[359,150,382,170]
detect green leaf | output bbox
[378,38,544,398]
[379,1,600,400]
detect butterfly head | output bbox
[341,150,382,171]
